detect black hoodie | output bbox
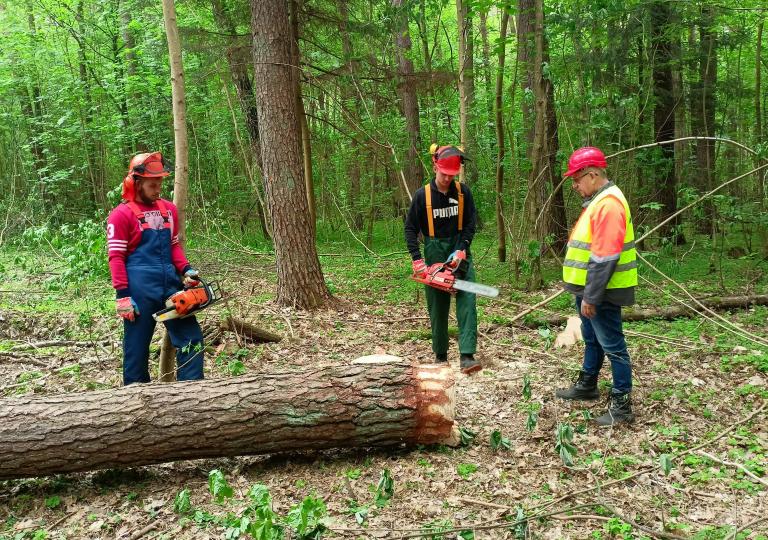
[404,179,477,261]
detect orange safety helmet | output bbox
[563,147,607,177]
[121,152,172,201]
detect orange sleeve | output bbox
[589,196,626,258]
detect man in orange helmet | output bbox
[405,144,481,375]
[106,152,204,385]
[555,147,638,426]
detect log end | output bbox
[408,364,458,446]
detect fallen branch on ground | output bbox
[520,294,768,328]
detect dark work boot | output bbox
[555,370,599,401]
[595,393,635,426]
[460,354,482,375]
[435,353,448,364]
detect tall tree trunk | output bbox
[650,0,678,241]
[209,0,270,241]
[339,0,363,230]
[456,0,476,186]
[24,0,47,210]
[756,20,768,257]
[543,32,566,251]
[159,0,191,382]
[0,361,459,480]
[391,0,423,200]
[690,6,718,238]
[251,0,330,309]
[517,0,553,288]
[478,8,494,137]
[495,10,510,263]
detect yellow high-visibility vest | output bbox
[562,184,637,289]
[425,181,463,237]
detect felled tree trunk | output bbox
[523,294,768,328]
[0,357,458,480]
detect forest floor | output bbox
[0,231,767,540]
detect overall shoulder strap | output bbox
[425,185,435,237]
[126,202,150,230]
[455,181,464,231]
[154,199,172,230]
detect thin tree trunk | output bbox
[456,0,476,186]
[339,0,363,230]
[0,361,459,480]
[495,10,509,263]
[252,0,330,309]
[691,6,718,238]
[478,9,494,138]
[159,0,191,382]
[650,0,678,241]
[755,20,768,257]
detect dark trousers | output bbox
[424,236,477,355]
[577,296,632,394]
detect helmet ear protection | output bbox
[429,143,467,164]
[121,152,172,202]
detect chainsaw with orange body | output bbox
[153,279,223,322]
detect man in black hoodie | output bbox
[404,145,481,375]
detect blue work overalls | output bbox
[123,204,204,385]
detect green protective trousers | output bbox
[423,236,477,355]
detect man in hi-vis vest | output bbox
[404,145,481,375]
[556,147,637,426]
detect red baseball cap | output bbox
[432,145,467,176]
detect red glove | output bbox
[116,297,139,321]
[412,259,427,276]
[447,250,466,269]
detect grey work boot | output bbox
[435,352,448,364]
[555,370,600,401]
[595,393,635,426]
[460,354,482,375]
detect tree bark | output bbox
[391,0,423,200]
[251,0,330,309]
[755,20,768,258]
[0,360,458,480]
[456,0,476,186]
[521,294,768,328]
[650,0,678,241]
[495,9,509,263]
[160,0,191,382]
[690,6,718,238]
[288,0,316,237]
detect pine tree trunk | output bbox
[251,0,330,309]
[650,0,678,240]
[391,0,423,200]
[0,361,459,480]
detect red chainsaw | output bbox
[153,278,223,322]
[411,258,499,298]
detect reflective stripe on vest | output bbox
[425,181,464,238]
[126,200,172,231]
[562,184,637,289]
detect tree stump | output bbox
[0,357,458,480]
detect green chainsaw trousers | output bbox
[423,236,477,356]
